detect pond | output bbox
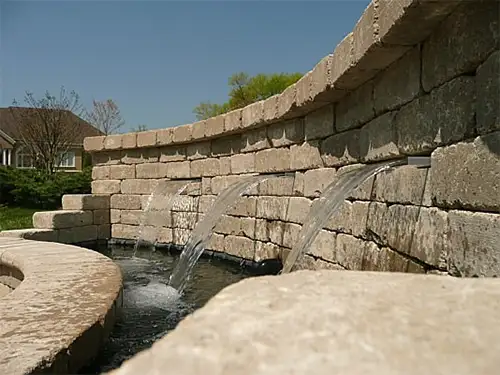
[79,245,254,374]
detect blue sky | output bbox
[1,1,369,132]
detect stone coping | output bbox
[0,237,123,375]
[109,270,500,375]
[83,0,461,153]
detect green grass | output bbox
[0,206,43,231]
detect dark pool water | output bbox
[79,245,253,374]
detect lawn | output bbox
[0,206,42,231]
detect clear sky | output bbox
[1,0,369,132]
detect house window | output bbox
[17,148,34,168]
[58,151,76,168]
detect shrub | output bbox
[0,166,92,209]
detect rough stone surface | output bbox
[321,130,361,167]
[360,111,399,162]
[476,50,500,134]
[268,119,304,147]
[109,270,500,375]
[304,105,334,141]
[290,141,323,170]
[62,194,110,210]
[137,130,157,148]
[335,80,374,132]
[0,238,122,375]
[33,210,93,229]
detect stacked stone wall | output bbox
[69,1,500,276]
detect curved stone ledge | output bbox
[110,270,500,375]
[0,237,123,375]
[83,0,462,153]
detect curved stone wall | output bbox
[0,237,123,375]
[81,0,500,277]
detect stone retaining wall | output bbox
[79,0,500,277]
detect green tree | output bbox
[193,72,302,120]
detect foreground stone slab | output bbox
[110,270,500,375]
[0,238,122,375]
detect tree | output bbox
[193,72,303,120]
[132,124,148,132]
[85,99,125,135]
[10,86,84,174]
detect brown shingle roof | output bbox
[0,107,104,145]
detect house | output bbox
[0,107,103,171]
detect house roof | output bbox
[0,107,104,145]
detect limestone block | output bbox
[92,151,122,166]
[58,225,98,244]
[171,195,199,212]
[330,32,361,90]
[137,130,157,148]
[93,209,110,225]
[83,136,105,151]
[187,142,210,160]
[242,100,264,129]
[104,134,122,150]
[121,179,158,195]
[255,148,290,173]
[121,149,158,164]
[410,207,448,269]
[201,177,212,195]
[254,241,281,262]
[429,132,500,212]
[230,153,255,174]
[172,212,198,230]
[375,246,410,273]
[321,130,361,167]
[256,197,289,221]
[205,115,225,138]
[335,80,375,132]
[304,105,335,141]
[156,227,173,244]
[286,197,312,224]
[224,109,243,133]
[206,233,225,251]
[268,118,304,147]
[447,210,500,277]
[276,84,296,119]
[136,163,167,179]
[292,172,305,196]
[145,210,172,228]
[198,195,216,213]
[109,165,135,180]
[372,165,428,205]
[223,235,255,260]
[282,222,301,249]
[220,157,231,175]
[325,200,370,238]
[396,76,475,155]
[118,133,134,150]
[226,197,258,217]
[120,210,142,226]
[295,70,313,109]
[477,51,500,134]
[110,194,142,210]
[33,210,93,229]
[159,146,186,162]
[258,176,295,196]
[255,219,268,242]
[422,1,499,92]
[360,111,400,162]
[0,228,58,242]
[172,228,191,246]
[267,220,285,246]
[374,46,421,114]
[211,135,240,158]
[335,233,366,270]
[215,215,254,238]
[241,128,270,153]
[191,158,220,177]
[336,164,374,201]
[310,54,346,103]
[290,141,323,170]
[92,180,121,194]
[110,209,120,224]
[303,168,336,198]
[62,194,110,210]
[191,120,205,140]
[157,128,174,146]
[172,124,193,144]
[308,229,337,262]
[92,166,110,180]
[112,224,138,239]
[263,95,279,123]
[166,161,190,179]
[185,181,201,196]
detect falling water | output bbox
[168,174,292,294]
[281,159,408,273]
[132,180,193,258]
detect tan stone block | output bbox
[172,228,191,245]
[137,130,157,148]
[230,153,255,174]
[268,118,304,147]
[223,235,255,260]
[276,84,296,119]
[308,229,337,261]
[92,150,122,166]
[360,111,400,162]
[255,148,290,173]
[258,176,295,196]
[166,161,191,179]
[224,109,242,133]
[292,171,305,196]
[290,141,323,170]
[58,225,98,244]
[171,195,199,212]
[92,180,121,194]
[185,181,201,196]
[172,124,193,143]
[330,32,355,89]
[136,163,166,179]
[256,197,289,221]
[121,148,159,164]
[263,95,279,123]
[336,164,374,200]
[172,212,199,230]
[325,200,370,238]
[93,209,110,225]
[295,70,313,109]
[120,210,143,225]
[282,222,301,249]
[206,233,225,251]
[198,195,216,213]
[255,241,281,262]
[110,209,120,224]
[122,132,137,149]
[227,196,258,217]
[220,157,231,175]
[33,210,93,229]
[0,228,58,242]
[304,105,335,141]
[121,179,158,195]
[255,219,268,242]
[189,121,204,140]
[303,168,336,198]
[286,197,312,224]
[215,215,241,236]
[477,51,500,134]
[205,115,224,137]
[62,194,110,210]
[321,130,361,167]
[241,128,270,153]
[157,128,173,145]
[110,194,142,209]
[310,54,347,103]
[209,175,258,196]
[201,178,212,195]
[191,158,220,177]
[335,233,366,270]
[267,220,285,245]
[84,136,105,151]
[212,134,241,157]
[397,76,475,155]
[97,224,111,240]
[92,166,110,180]
[104,134,122,150]
[112,224,138,239]
[372,165,427,205]
[109,164,135,179]
[242,100,264,129]
[159,146,186,163]
[336,80,375,132]
[187,142,210,160]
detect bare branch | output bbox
[85,99,125,135]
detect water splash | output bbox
[168,174,293,294]
[132,180,192,258]
[281,159,407,273]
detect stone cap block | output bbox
[33,210,94,229]
[62,194,111,210]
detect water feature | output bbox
[168,173,293,294]
[79,244,253,374]
[132,180,194,258]
[281,157,431,273]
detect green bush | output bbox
[0,166,92,209]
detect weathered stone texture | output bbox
[255,148,290,173]
[268,119,305,147]
[205,116,224,138]
[187,142,210,160]
[476,51,500,134]
[224,235,255,260]
[172,124,192,143]
[136,163,166,179]
[321,130,361,167]
[360,111,399,162]
[110,194,142,210]
[137,130,157,148]
[230,153,255,174]
[33,211,93,229]
[92,180,121,194]
[256,197,289,221]
[191,158,220,177]
[304,105,335,141]
[303,168,336,198]
[242,101,264,129]
[335,80,374,132]
[372,165,428,205]
[62,194,110,210]
[166,161,190,179]
[241,128,270,153]
[110,165,135,180]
